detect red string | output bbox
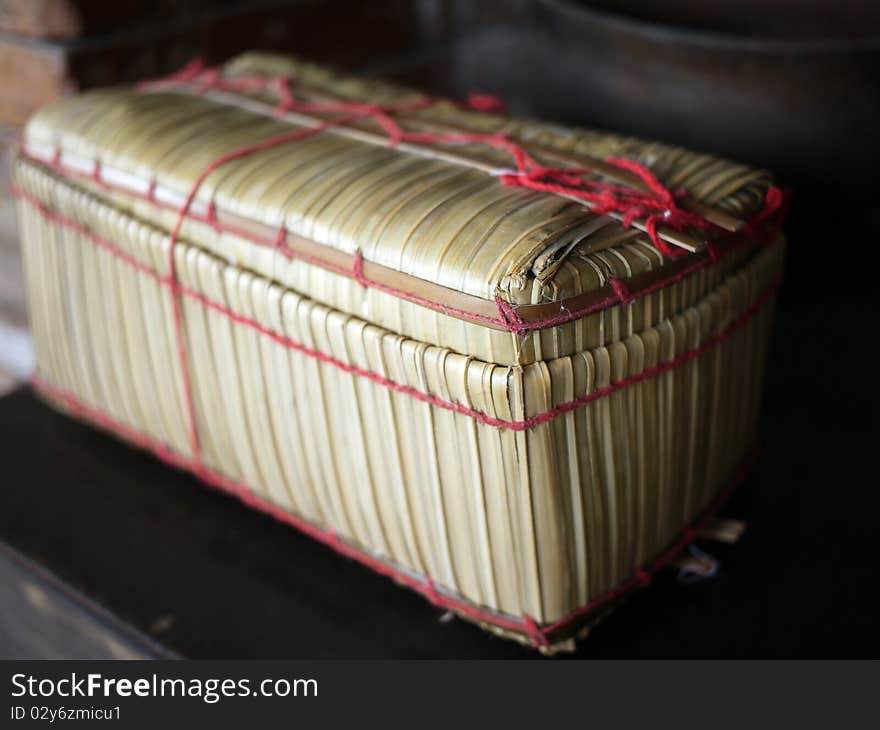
[424,577,441,606]
[463,92,506,113]
[522,614,548,648]
[161,114,362,465]
[633,567,652,587]
[609,277,632,304]
[272,224,287,253]
[139,59,787,257]
[352,250,368,287]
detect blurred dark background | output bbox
[3,0,878,179]
[0,0,877,657]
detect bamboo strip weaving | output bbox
[13,52,788,652]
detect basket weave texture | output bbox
[13,52,786,651]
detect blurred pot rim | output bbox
[539,0,880,54]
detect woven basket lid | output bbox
[21,52,776,338]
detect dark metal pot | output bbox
[535,0,880,184]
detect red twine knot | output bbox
[173,58,206,84]
[272,224,287,253]
[609,277,632,304]
[522,615,547,648]
[465,92,506,113]
[497,154,716,258]
[424,578,441,606]
[193,67,221,95]
[273,77,295,117]
[494,295,528,337]
[633,566,652,587]
[352,250,368,287]
[205,200,221,231]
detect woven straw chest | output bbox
[12,52,786,652]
